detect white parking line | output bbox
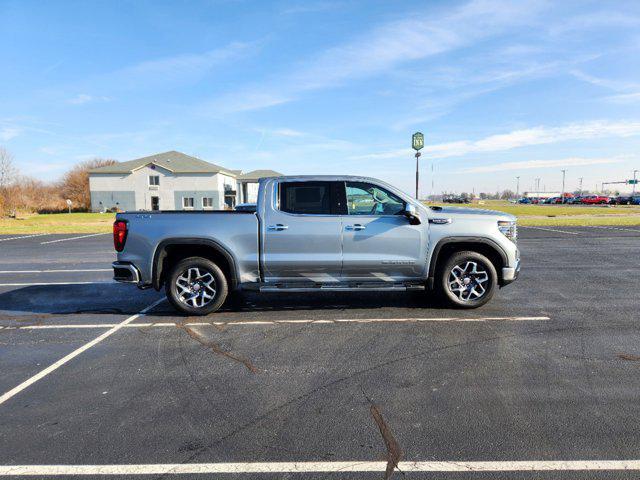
[589,226,640,232]
[519,226,579,235]
[0,234,48,242]
[0,281,113,287]
[1,460,639,475]
[0,297,165,407]
[2,316,551,330]
[40,233,108,244]
[0,269,111,274]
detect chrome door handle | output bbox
[345,224,366,231]
[267,224,288,231]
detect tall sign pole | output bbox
[561,169,566,204]
[412,132,424,199]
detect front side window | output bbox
[345,181,405,215]
[182,197,194,209]
[203,197,213,208]
[149,175,160,186]
[279,181,333,215]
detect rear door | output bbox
[262,180,345,283]
[341,181,427,281]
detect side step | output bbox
[259,283,425,293]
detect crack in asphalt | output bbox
[153,323,611,480]
[617,353,640,361]
[177,323,259,373]
[369,404,402,479]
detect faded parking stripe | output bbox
[0,297,165,406]
[1,460,640,475]
[2,316,551,330]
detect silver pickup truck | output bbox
[112,176,520,315]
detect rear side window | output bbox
[279,182,338,215]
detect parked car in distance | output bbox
[581,195,610,204]
[517,197,532,204]
[544,196,562,204]
[112,175,520,315]
[566,196,584,204]
[632,196,640,205]
[443,194,471,204]
[613,195,633,205]
[234,203,257,212]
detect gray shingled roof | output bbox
[89,151,236,176]
[238,169,283,181]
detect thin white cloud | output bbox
[213,0,546,112]
[606,92,640,103]
[269,128,306,137]
[68,93,111,105]
[0,126,21,141]
[459,157,624,174]
[352,120,640,161]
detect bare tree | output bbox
[59,158,117,210]
[0,147,17,188]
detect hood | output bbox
[429,205,515,221]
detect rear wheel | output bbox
[165,257,228,316]
[437,251,497,308]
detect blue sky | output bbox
[1,0,640,195]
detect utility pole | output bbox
[633,170,638,195]
[578,177,583,195]
[516,176,520,199]
[561,169,566,204]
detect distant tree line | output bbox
[0,146,116,217]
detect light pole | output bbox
[561,169,566,204]
[412,132,424,199]
[633,170,638,195]
[516,176,520,199]
[578,177,583,195]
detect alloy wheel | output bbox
[175,267,217,308]
[448,261,489,302]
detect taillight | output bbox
[113,220,128,252]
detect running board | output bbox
[259,283,425,293]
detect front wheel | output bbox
[165,257,228,316]
[437,251,497,308]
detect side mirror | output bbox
[404,203,421,225]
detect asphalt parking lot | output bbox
[1,227,640,479]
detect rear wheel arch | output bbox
[427,237,507,288]
[152,238,238,291]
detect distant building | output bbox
[237,169,283,204]
[88,151,281,212]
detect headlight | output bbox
[498,220,517,243]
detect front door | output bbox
[262,181,344,283]
[151,196,159,211]
[341,181,427,281]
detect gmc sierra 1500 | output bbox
[112,176,520,315]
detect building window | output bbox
[149,175,160,186]
[203,197,214,209]
[182,197,194,209]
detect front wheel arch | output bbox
[427,238,506,288]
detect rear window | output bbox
[279,182,333,215]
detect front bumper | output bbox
[501,257,521,286]
[112,261,141,284]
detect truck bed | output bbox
[116,210,260,285]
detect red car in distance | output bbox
[581,195,610,204]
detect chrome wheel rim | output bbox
[448,261,489,302]
[176,267,217,308]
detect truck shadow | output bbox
[0,283,163,317]
[217,290,447,313]
[0,284,446,319]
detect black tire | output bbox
[165,257,228,316]
[437,251,497,309]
